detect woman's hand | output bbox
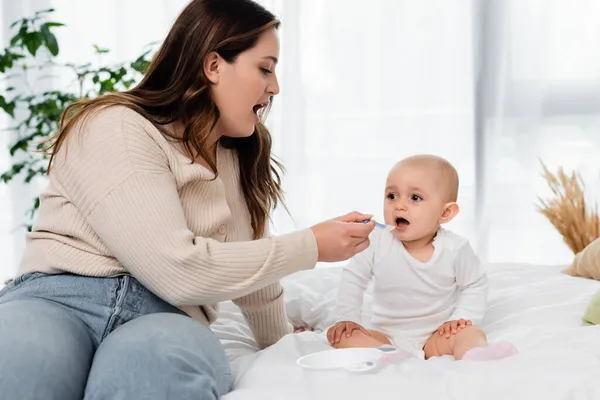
[311,211,375,262]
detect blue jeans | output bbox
[0,272,233,399]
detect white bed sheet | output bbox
[212,263,600,400]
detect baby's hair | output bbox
[393,154,459,203]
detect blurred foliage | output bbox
[0,9,153,230]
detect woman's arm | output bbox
[83,171,317,306]
[231,223,294,349]
[232,281,290,349]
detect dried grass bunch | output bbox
[536,161,600,255]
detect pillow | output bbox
[582,289,600,326]
[563,236,600,280]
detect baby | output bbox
[326,154,517,361]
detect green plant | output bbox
[0,9,153,230]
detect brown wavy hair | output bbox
[47,0,284,239]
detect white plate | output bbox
[296,348,385,370]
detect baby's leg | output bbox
[423,325,487,360]
[332,329,391,349]
[424,325,518,361]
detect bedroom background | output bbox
[1,0,600,284]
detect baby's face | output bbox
[383,164,447,242]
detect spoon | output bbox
[345,346,401,372]
[361,219,395,231]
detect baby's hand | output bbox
[437,319,472,339]
[326,321,371,344]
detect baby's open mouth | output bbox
[395,217,410,227]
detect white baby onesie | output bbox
[334,227,488,358]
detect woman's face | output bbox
[207,28,280,138]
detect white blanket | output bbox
[213,263,600,400]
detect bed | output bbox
[212,263,600,400]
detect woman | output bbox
[0,0,375,399]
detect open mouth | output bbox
[252,103,266,116]
[395,217,410,227]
